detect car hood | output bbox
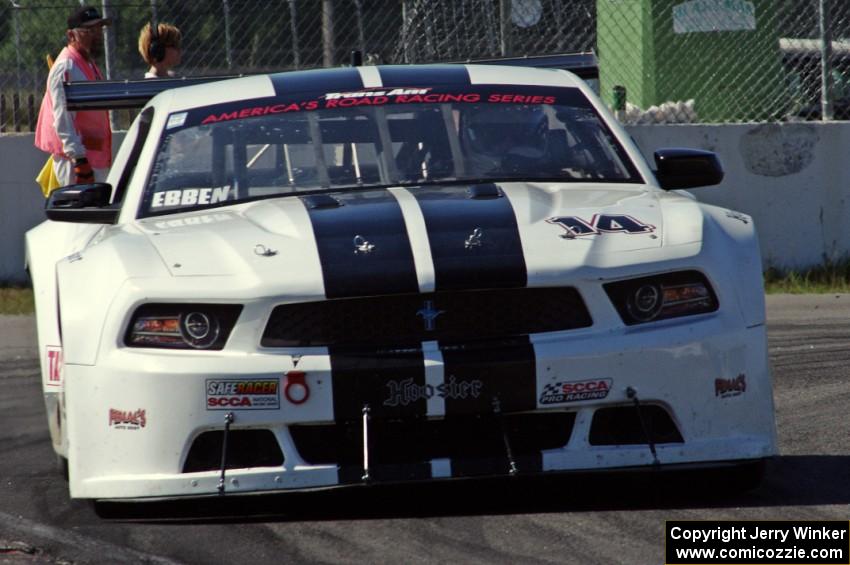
[136,183,703,292]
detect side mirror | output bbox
[654,148,724,190]
[45,183,120,224]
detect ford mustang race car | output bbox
[26,61,777,502]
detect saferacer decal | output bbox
[539,379,612,405]
[206,379,280,410]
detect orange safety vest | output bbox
[34,46,112,169]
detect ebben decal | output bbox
[539,379,612,405]
[45,345,63,387]
[109,408,147,430]
[150,187,230,209]
[547,215,655,239]
[206,379,280,410]
[383,376,483,407]
[715,374,746,398]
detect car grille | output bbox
[261,287,591,348]
[289,412,576,472]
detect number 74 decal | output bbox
[546,214,655,239]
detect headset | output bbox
[148,21,165,63]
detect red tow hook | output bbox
[284,370,310,405]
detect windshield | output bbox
[140,85,641,217]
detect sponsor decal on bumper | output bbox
[539,378,612,405]
[715,373,746,398]
[206,378,280,410]
[109,408,147,430]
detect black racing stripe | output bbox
[441,337,540,477]
[331,344,431,485]
[304,189,419,299]
[330,346,427,422]
[440,337,537,416]
[377,65,471,87]
[412,185,527,290]
[269,67,363,96]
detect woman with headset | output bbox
[138,22,182,78]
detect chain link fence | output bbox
[0,0,848,131]
[600,0,850,124]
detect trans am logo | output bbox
[539,379,612,405]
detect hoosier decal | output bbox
[383,376,483,407]
[206,379,280,410]
[539,379,612,405]
[547,215,655,239]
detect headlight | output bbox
[604,271,718,325]
[125,304,242,350]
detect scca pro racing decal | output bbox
[539,378,612,405]
[206,379,280,410]
[547,215,655,239]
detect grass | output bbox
[1,262,849,315]
[0,286,34,315]
[764,260,850,294]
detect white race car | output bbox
[26,61,777,501]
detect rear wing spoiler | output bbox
[66,51,598,111]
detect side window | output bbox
[114,107,154,204]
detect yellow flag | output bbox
[35,156,61,197]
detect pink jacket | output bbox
[34,46,112,169]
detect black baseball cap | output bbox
[67,6,111,29]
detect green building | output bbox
[597,0,787,122]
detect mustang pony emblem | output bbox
[353,235,375,254]
[416,300,445,331]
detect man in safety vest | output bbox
[35,5,112,188]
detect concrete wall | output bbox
[627,122,849,270]
[1,123,847,283]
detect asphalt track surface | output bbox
[1,294,848,564]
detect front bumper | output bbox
[65,320,776,500]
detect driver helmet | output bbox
[460,104,549,172]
